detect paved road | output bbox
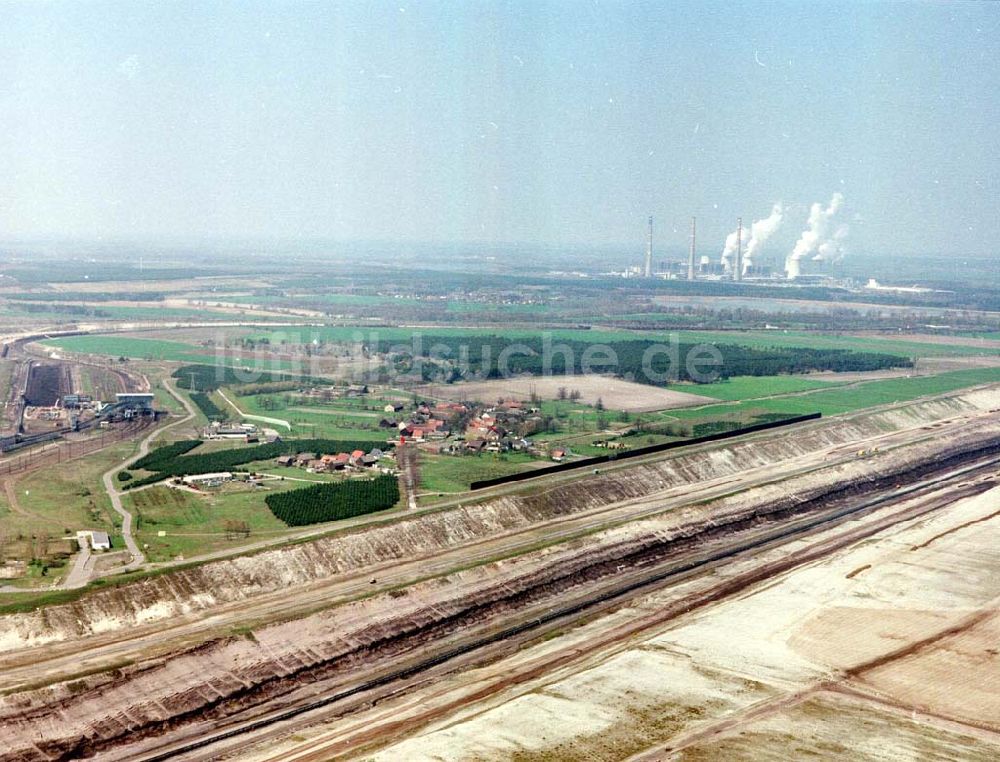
[100,378,197,573]
[61,542,92,589]
[0,386,193,593]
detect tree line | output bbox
[370,335,911,385]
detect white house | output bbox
[77,530,111,551]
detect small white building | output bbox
[77,530,111,551]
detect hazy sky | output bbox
[1,1,997,257]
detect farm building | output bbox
[77,530,111,551]
[362,449,383,466]
[182,472,233,488]
[205,422,256,439]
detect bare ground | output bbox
[0,391,999,758]
[345,481,1000,762]
[417,374,715,412]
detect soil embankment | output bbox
[0,390,998,760]
[0,388,996,655]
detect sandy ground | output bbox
[418,374,715,412]
[322,481,1000,761]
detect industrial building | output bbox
[115,393,155,411]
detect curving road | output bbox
[216,388,292,430]
[99,378,197,573]
[0,379,198,592]
[2,398,994,693]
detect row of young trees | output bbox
[265,475,399,526]
[189,392,225,421]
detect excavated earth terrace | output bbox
[0,386,998,760]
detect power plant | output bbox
[620,193,848,283]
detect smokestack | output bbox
[687,216,696,281]
[644,216,653,278]
[734,217,742,282]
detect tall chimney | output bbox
[734,217,742,282]
[687,216,696,281]
[644,216,653,278]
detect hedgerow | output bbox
[265,475,399,526]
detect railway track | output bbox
[128,450,1000,762]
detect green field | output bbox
[672,329,1000,358]
[666,367,1000,420]
[44,326,998,383]
[41,335,212,362]
[0,439,142,581]
[128,483,296,562]
[242,325,1000,359]
[40,335,300,370]
[419,451,543,493]
[667,375,838,401]
[233,392,389,439]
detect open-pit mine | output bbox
[1,385,999,761]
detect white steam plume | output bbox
[785,193,848,278]
[720,201,784,274]
[720,225,750,272]
[743,202,784,271]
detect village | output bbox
[223,388,580,485]
[382,396,568,461]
